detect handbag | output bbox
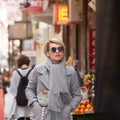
[37,90,49,107]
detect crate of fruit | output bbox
[72,98,94,115]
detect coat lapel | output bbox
[38,68,50,90]
[40,73,50,90]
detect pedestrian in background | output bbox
[9,54,33,120]
[25,37,82,120]
[72,60,82,86]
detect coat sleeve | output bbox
[25,66,39,106]
[9,71,20,97]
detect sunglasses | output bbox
[49,46,64,53]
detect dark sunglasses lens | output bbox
[50,46,64,52]
[51,47,56,52]
[58,46,64,52]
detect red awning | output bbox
[25,6,43,12]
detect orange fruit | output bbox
[89,106,93,111]
[80,104,86,110]
[77,104,81,109]
[74,108,80,114]
[86,104,92,109]
[79,108,85,114]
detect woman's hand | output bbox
[62,104,73,120]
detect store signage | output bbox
[53,5,69,24]
[89,29,96,69]
[22,39,36,57]
[88,0,96,12]
[22,39,36,51]
[8,21,33,39]
[68,0,83,22]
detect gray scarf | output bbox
[44,57,71,120]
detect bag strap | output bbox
[26,68,32,77]
[16,68,32,77]
[16,70,22,77]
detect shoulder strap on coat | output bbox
[16,68,32,77]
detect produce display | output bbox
[72,69,95,115]
[72,98,94,114]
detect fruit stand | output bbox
[72,70,95,120]
[72,113,94,120]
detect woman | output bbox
[26,37,82,120]
[9,55,32,120]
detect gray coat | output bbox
[9,68,33,119]
[26,64,82,120]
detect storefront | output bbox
[8,1,96,119]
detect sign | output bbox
[53,5,69,24]
[89,29,96,69]
[88,0,96,12]
[22,39,36,57]
[68,0,83,22]
[22,39,36,51]
[8,21,32,39]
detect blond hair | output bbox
[44,37,65,56]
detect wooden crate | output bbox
[72,113,94,120]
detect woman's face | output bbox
[47,42,64,63]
